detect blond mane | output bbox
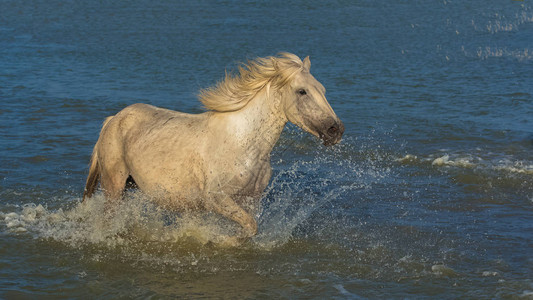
[199,52,307,112]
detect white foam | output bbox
[397,154,417,163]
[431,264,456,276]
[432,154,477,168]
[481,271,499,277]
[432,155,450,166]
[494,161,533,175]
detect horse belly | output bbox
[129,150,206,197]
[123,131,208,208]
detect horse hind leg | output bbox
[99,161,129,201]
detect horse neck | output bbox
[223,87,287,155]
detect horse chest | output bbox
[223,159,271,196]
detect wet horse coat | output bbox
[83,53,344,239]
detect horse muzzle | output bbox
[319,120,345,146]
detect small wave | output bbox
[493,160,533,175]
[431,154,476,168]
[431,264,457,277]
[519,290,533,298]
[333,284,365,299]
[460,45,531,61]
[397,153,533,175]
[469,5,533,34]
[397,153,478,169]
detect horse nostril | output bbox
[327,126,338,136]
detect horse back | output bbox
[109,103,205,141]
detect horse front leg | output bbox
[206,195,258,239]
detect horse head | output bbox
[280,56,344,146]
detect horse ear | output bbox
[303,56,311,70]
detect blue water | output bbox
[1,0,532,298]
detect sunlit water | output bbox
[1,0,532,298]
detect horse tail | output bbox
[83,116,114,201]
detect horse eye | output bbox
[298,89,307,96]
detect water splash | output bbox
[1,137,389,252]
[1,193,242,248]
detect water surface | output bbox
[1,0,532,298]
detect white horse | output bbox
[83,53,344,240]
